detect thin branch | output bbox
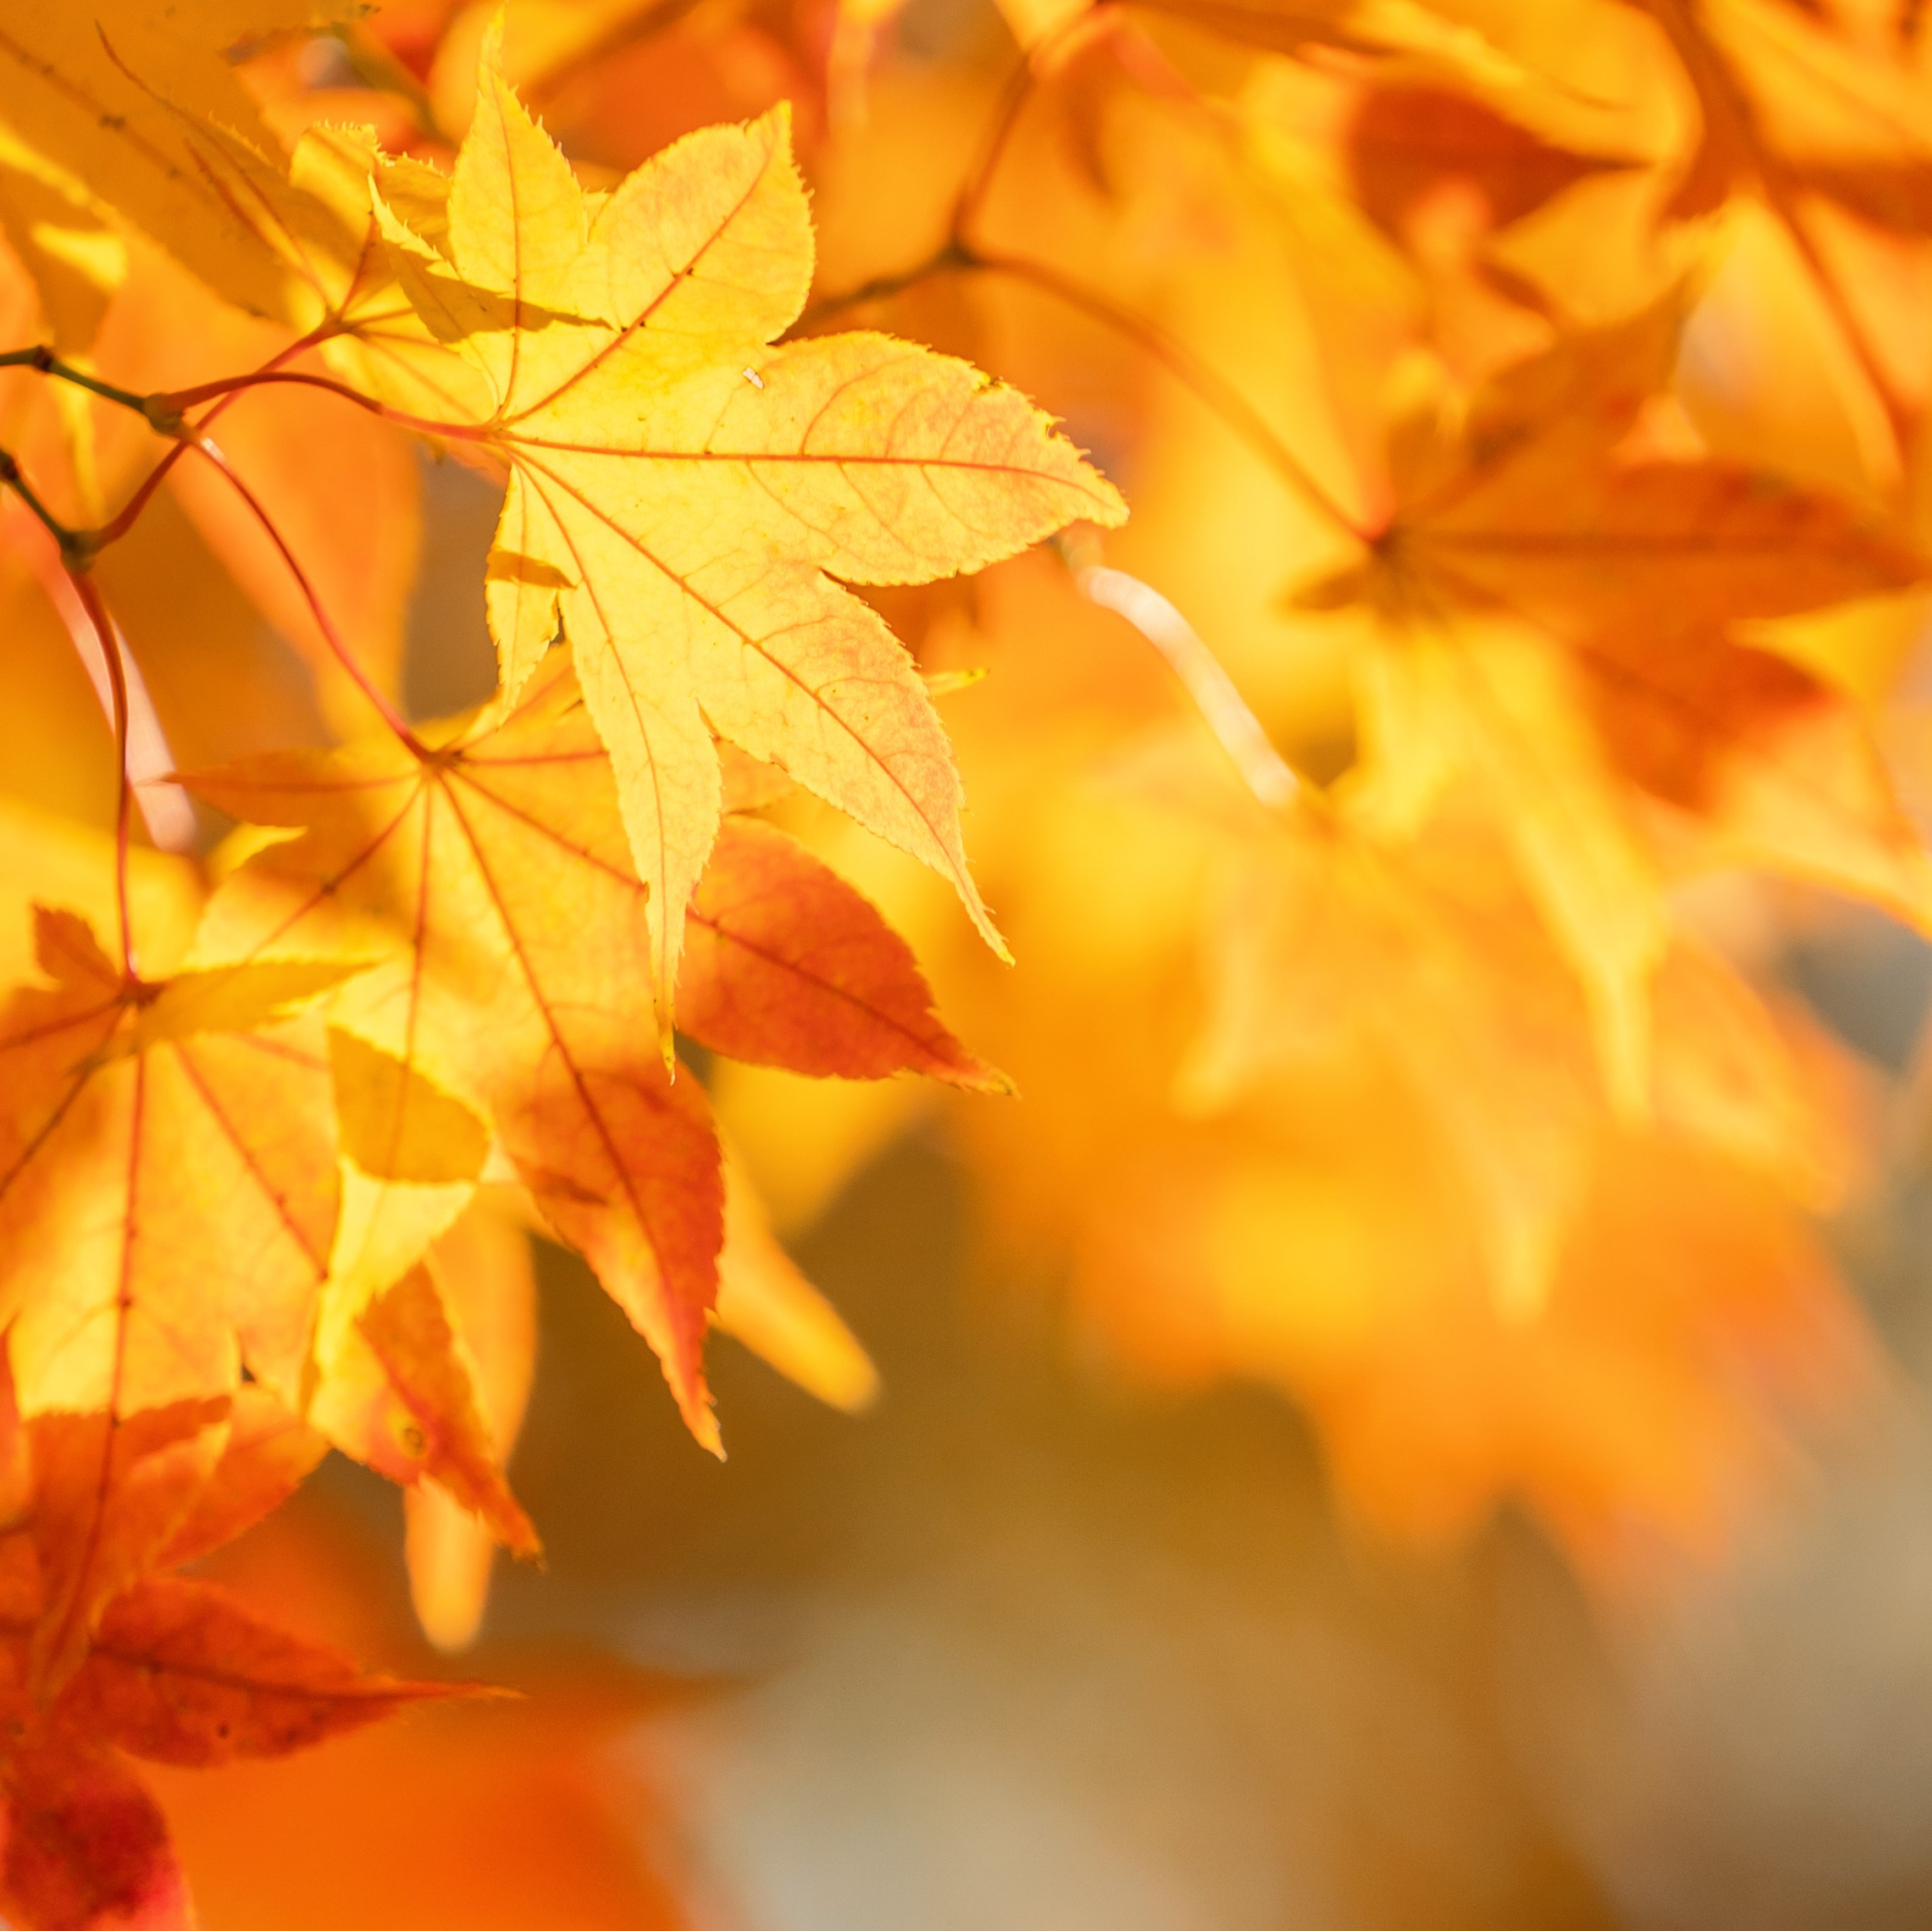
[955,0,1144,236]
[93,431,197,550]
[1763,168,1913,458]
[795,8,1372,549]
[1,323,348,556]
[804,240,1370,543]
[0,345,182,434]
[0,444,94,567]
[797,241,967,326]
[1640,0,1915,460]
[335,23,438,128]
[982,248,1369,541]
[950,41,1048,240]
[94,324,346,547]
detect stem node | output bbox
[141,395,188,439]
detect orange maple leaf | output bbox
[188,649,993,1450]
[0,908,356,1684]
[0,1362,473,1931]
[187,652,727,1443]
[680,814,1008,1090]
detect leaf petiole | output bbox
[182,434,429,758]
[148,367,479,444]
[1060,537,1299,811]
[794,32,1373,550]
[64,568,137,979]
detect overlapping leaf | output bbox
[368,41,1125,1017]
[712,1138,882,1415]
[679,814,1006,1089]
[0,1358,469,1931]
[188,649,994,1452]
[4,8,1932,1922]
[59,1574,473,1765]
[1162,733,1853,1312]
[399,1193,539,1652]
[0,1,360,323]
[1632,0,1932,228]
[0,909,355,1682]
[187,652,726,1443]
[314,1226,538,1563]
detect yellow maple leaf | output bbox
[0,1,362,324]
[365,35,1126,1021]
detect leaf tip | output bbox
[963,1062,1019,1098]
[962,890,1014,966]
[1085,473,1131,530]
[671,1357,724,1459]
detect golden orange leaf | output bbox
[5,5,1932,1917]
[0,910,352,1686]
[186,653,728,1449]
[315,1260,539,1559]
[156,1387,329,1574]
[0,910,349,1411]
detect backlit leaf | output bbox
[370,45,1125,1016]
[186,653,728,1448]
[57,1574,474,1768]
[679,815,1005,1090]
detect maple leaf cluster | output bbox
[3,0,1932,1917]
[0,3,1116,1917]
